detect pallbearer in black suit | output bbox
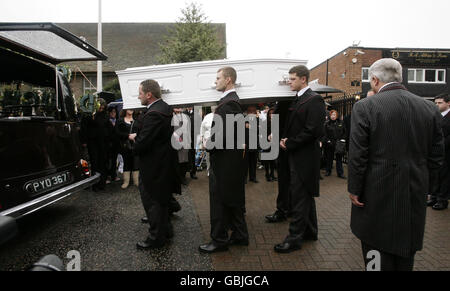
[428,93,450,210]
[274,65,325,253]
[348,59,444,271]
[265,100,291,223]
[132,79,181,249]
[199,67,249,253]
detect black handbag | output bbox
[335,140,346,155]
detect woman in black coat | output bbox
[323,110,346,178]
[106,107,121,184]
[116,109,139,188]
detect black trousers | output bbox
[430,162,450,202]
[244,151,258,181]
[284,156,318,245]
[263,159,276,178]
[188,149,197,176]
[209,166,248,246]
[276,150,290,216]
[138,175,170,245]
[107,146,119,179]
[324,146,343,176]
[361,241,415,271]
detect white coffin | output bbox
[116,58,307,109]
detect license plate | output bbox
[24,171,72,196]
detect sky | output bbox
[1,0,450,68]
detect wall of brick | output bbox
[310,47,383,98]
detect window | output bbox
[362,67,370,82]
[438,70,445,82]
[83,76,97,95]
[0,82,57,118]
[407,69,446,84]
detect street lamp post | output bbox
[97,0,102,94]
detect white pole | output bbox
[97,0,103,93]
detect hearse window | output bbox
[0,82,57,119]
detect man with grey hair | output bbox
[348,58,444,270]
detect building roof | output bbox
[57,22,226,73]
[310,46,450,71]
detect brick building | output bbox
[57,23,226,99]
[310,46,450,100]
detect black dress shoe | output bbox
[136,239,164,250]
[198,242,228,253]
[271,176,278,182]
[274,242,302,253]
[190,173,198,180]
[250,179,259,183]
[228,238,249,246]
[325,172,331,177]
[432,201,448,210]
[265,211,287,223]
[303,233,318,241]
[167,227,174,239]
[265,176,271,182]
[169,200,182,214]
[141,217,149,223]
[427,199,437,207]
[338,175,346,179]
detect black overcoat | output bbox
[283,89,326,197]
[133,100,181,205]
[210,91,246,207]
[442,112,450,165]
[348,83,444,257]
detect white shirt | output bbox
[297,86,311,97]
[221,88,236,98]
[146,98,162,109]
[259,111,267,122]
[200,112,215,148]
[442,108,450,117]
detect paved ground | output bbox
[1,164,448,271]
[190,166,450,271]
[0,182,212,271]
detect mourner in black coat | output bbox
[199,67,249,254]
[323,110,346,178]
[275,65,326,253]
[133,80,181,249]
[348,59,444,271]
[428,93,450,210]
[80,99,112,191]
[265,100,291,223]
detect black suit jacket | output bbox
[283,88,326,197]
[133,99,181,205]
[348,83,444,257]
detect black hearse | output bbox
[0,23,107,219]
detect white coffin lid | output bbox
[116,58,307,109]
